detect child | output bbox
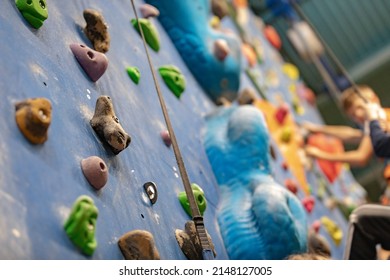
[304,85,387,167]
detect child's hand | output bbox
[364,102,381,121]
[302,122,320,133]
[305,146,323,158]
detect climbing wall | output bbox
[0,0,366,260]
[0,0,228,260]
[219,1,367,259]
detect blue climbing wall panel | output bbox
[0,0,366,260]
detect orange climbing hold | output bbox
[264,25,282,50]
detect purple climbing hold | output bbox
[214,39,230,61]
[80,156,108,190]
[139,4,160,18]
[70,44,108,82]
[160,130,171,147]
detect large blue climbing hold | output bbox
[204,105,308,259]
[145,0,242,103]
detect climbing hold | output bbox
[118,230,160,260]
[281,161,288,171]
[282,63,299,81]
[214,39,230,61]
[143,182,158,204]
[160,130,171,147]
[241,43,257,67]
[284,178,298,195]
[302,196,315,213]
[83,9,110,53]
[126,66,140,84]
[90,96,131,155]
[209,16,221,29]
[311,220,321,233]
[308,230,331,257]
[264,25,281,50]
[139,4,160,18]
[158,65,186,99]
[80,156,108,190]
[211,0,229,19]
[70,44,108,82]
[15,97,51,144]
[15,0,48,29]
[64,195,98,256]
[321,216,343,246]
[274,104,289,125]
[292,97,305,115]
[280,126,292,143]
[175,221,216,260]
[131,18,160,52]
[298,84,316,106]
[237,87,257,105]
[178,184,206,217]
[204,105,308,259]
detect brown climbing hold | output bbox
[308,230,331,258]
[237,88,257,105]
[83,9,110,53]
[211,0,229,19]
[175,221,216,260]
[90,96,131,155]
[15,98,52,144]
[81,156,108,190]
[118,230,160,260]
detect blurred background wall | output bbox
[252,0,390,202]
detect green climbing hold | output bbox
[158,65,186,99]
[126,67,141,84]
[64,195,98,256]
[178,183,207,217]
[131,18,160,52]
[15,0,48,29]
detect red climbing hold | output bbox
[264,25,282,50]
[275,104,289,125]
[285,178,298,195]
[302,196,315,213]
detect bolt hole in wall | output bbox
[141,214,144,219]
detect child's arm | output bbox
[305,135,373,167]
[302,122,363,144]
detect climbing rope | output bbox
[290,1,368,103]
[129,0,214,260]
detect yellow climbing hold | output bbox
[321,216,343,246]
[282,63,299,81]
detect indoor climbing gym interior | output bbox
[2,0,390,261]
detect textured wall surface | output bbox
[0,0,366,260]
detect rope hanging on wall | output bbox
[129,0,214,260]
